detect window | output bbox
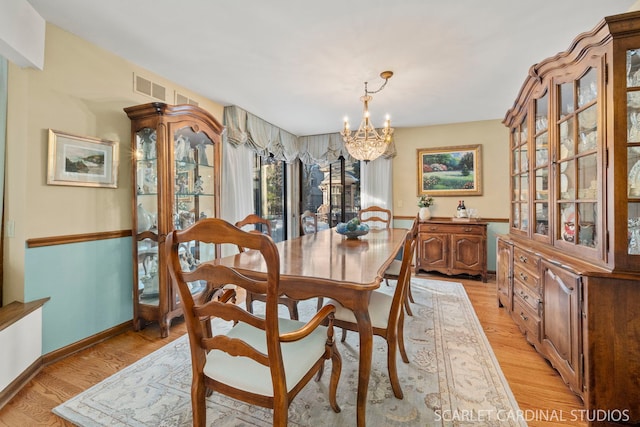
[253,154,286,242]
[300,157,360,228]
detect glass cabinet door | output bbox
[556,68,599,251]
[172,126,217,299]
[511,117,529,233]
[533,93,550,239]
[626,49,640,254]
[135,128,159,306]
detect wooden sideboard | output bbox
[415,219,487,282]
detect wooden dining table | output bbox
[215,226,408,427]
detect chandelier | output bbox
[341,71,394,162]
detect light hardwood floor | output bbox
[0,274,586,427]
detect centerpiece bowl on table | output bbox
[335,218,369,240]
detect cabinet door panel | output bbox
[452,234,483,270]
[496,239,512,310]
[420,233,448,268]
[541,261,582,394]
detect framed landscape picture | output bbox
[47,129,119,188]
[417,144,482,196]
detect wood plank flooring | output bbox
[0,274,586,427]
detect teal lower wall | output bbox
[393,218,508,272]
[25,237,133,354]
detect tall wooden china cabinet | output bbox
[499,12,640,425]
[124,103,223,337]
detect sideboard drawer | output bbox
[513,247,540,276]
[513,298,541,343]
[513,264,540,294]
[513,278,541,314]
[419,223,485,235]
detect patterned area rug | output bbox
[53,278,527,426]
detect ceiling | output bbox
[26,0,638,136]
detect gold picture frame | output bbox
[47,129,119,188]
[417,144,482,196]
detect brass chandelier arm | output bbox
[365,71,394,95]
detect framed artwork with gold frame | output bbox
[417,144,482,196]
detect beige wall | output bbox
[392,120,510,219]
[4,24,224,303]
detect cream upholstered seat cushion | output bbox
[203,317,329,397]
[326,291,393,330]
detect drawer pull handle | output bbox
[519,272,528,282]
[519,255,528,263]
[520,312,528,321]
[429,227,437,231]
[519,291,528,300]
[464,227,472,232]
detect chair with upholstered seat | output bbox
[358,205,391,229]
[166,218,342,427]
[235,214,300,320]
[300,210,318,235]
[320,217,418,399]
[383,215,419,316]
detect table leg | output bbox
[353,307,373,427]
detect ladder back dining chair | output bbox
[358,205,391,229]
[383,215,419,316]
[235,214,300,320]
[320,216,418,399]
[300,210,318,235]
[166,218,342,427]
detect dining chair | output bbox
[320,217,418,399]
[383,215,419,316]
[358,205,391,229]
[166,218,342,427]
[300,210,318,235]
[235,214,300,320]
[316,204,329,223]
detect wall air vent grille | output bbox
[175,92,199,106]
[133,73,166,101]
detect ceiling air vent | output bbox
[175,91,199,106]
[133,73,166,101]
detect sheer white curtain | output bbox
[360,156,393,213]
[220,140,254,256]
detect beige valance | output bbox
[223,105,396,164]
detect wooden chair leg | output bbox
[407,281,415,303]
[192,375,207,427]
[287,299,299,321]
[329,350,342,413]
[386,330,403,399]
[404,295,414,317]
[315,362,324,381]
[273,398,288,427]
[398,308,409,364]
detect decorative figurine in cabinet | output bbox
[125,103,223,337]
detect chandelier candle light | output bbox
[341,71,395,163]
